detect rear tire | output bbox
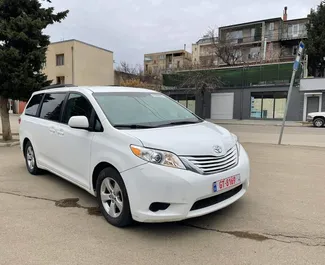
[313,117,325,128]
[24,141,42,175]
[96,167,133,227]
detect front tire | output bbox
[313,117,325,128]
[24,141,42,175]
[96,167,133,227]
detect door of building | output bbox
[306,96,319,118]
[210,92,234,119]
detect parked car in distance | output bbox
[19,84,250,227]
[306,112,325,127]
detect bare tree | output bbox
[207,27,244,66]
[116,61,143,76]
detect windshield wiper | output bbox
[158,120,202,127]
[113,124,156,129]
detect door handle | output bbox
[49,126,56,133]
[58,129,64,136]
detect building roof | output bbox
[144,49,191,56]
[50,39,113,53]
[219,17,282,30]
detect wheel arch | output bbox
[313,116,325,121]
[23,137,31,157]
[92,162,120,193]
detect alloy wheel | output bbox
[26,146,35,171]
[100,177,124,218]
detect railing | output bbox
[281,30,307,40]
[162,62,303,89]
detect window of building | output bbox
[292,24,299,36]
[251,28,256,38]
[40,93,66,122]
[62,93,93,124]
[56,76,65,84]
[56,54,64,66]
[250,92,287,119]
[25,94,44,116]
[292,45,298,55]
[269,22,275,31]
[159,55,165,60]
[145,64,148,72]
[177,61,180,68]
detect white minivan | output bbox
[19,85,250,227]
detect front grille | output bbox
[181,145,238,175]
[190,184,243,211]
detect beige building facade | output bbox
[144,49,192,75]
[43,39,114,86]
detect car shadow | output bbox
[25,169,246,236]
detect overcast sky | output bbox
[44,0,321,68]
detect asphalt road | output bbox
[1,142,325,265]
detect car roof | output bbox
[32,86,158,95]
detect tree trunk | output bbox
[0,96,12,141]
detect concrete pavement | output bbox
[1,144,325,264]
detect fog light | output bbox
[149,202,170,212]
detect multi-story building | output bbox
[192,36,218,67]
[192,7,308,67]
[144,49,192,75]
[43,39,114,86]
[12,39,114,114]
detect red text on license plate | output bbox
[213,174,241,192]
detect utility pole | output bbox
[278,41,305,145]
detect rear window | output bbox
[25,94,44,116]
[39,93,66,122]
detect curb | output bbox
[0,141,20,147]
[209,122,311,128]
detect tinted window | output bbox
[62,93,93,124]
[25,94,44,116]
[40,93,66,122]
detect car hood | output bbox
[123,121,236,156]
[308,112,325,117]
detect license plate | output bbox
[213,174,241,192]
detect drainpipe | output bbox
[71,46,75,85]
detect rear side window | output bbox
[62,93,93,124]
[40,93,66,122]
[25,94,44,116]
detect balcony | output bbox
[281,30,307,41]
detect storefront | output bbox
[250,91,287,119]
[199,85,303,121]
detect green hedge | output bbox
[163,63,302,88]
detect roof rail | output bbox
[40,84,76,90]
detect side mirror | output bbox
[68,116,89,129]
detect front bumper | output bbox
[121,144,250,223]
[306,116,313,122]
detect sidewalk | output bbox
[208,119,308,127]
[0,114,20,135]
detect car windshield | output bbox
[93,92,202,129]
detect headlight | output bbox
[130,145,186,169]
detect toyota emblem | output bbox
[213,145,222,154]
